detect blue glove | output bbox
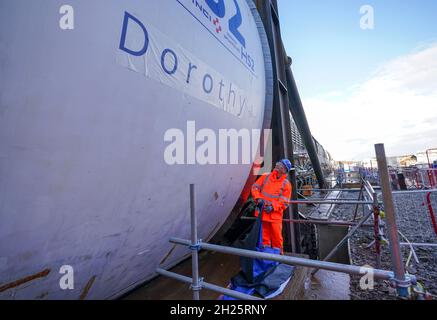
[256,199,265,209]
[265,205,273,213]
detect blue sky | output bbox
[278,0,437,98]
[277,0,437,161]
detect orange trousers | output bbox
[261,220,283,252]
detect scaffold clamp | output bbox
[389,274,417,297]
[189,239,202,251]
[190,277,204,291]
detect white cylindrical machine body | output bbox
[0,0,269,299]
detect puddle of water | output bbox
[304,270,351,300]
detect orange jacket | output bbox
[251,171,292,222]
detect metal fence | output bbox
[157,144,420,299]
[389,168,437,190]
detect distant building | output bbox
[362,155,416,169]
[399,155,417,167]
[386,156,400,167]
[386,154,417,167]
[345,148,435,170]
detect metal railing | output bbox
[388,167,437,190]
[375,144,410,296]
[240,216,374,227]
[156,268,262,300]
[169,237,396,280]
[157,144,416,299]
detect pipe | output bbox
[398,231,420,266]
[288,200,378,205]
[375,144,408,297]
[392,190,437,195]
[169,238,396,281]
[285,58,325,189]
[296,198,372,201]
[240,216,374,227]
[364,179,376,195]
[426,192,437,236]
[353,186,364,221]
[156,269,262,301]
[400,243,437,247]
[189,184,200,300]
[257,0,299,253]
[426,149,433,168]
[297,188,381,192]
[372,192,382,268]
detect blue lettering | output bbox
[229,0,245,48]
[119,12,149,56]
[161,48,178,75]
[192,0,211,20]
[241,47,254,71]
[203,74,213,93]
[241,47,248,62]
[205,0,226,18]
[187,63,198,83]
[218,80,225,101]
[194,0,204,13]
[228,83,236,108]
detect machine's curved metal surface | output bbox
[0,0,270,299]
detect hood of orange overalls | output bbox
[272,169,287,181]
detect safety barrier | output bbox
[159,182,410,299]
[389,168,437,190]
[157,144,416,299]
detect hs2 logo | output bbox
[205,0,245,47]
[202,0,255,72]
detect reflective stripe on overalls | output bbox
[254,174,289,202]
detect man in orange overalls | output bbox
[251,159,292,253]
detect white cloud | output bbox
[303,43,437,161]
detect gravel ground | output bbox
[329,191,437,300]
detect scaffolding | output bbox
[156,144,423,300]
[151,0,428,300]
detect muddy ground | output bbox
[328,191,437,300]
